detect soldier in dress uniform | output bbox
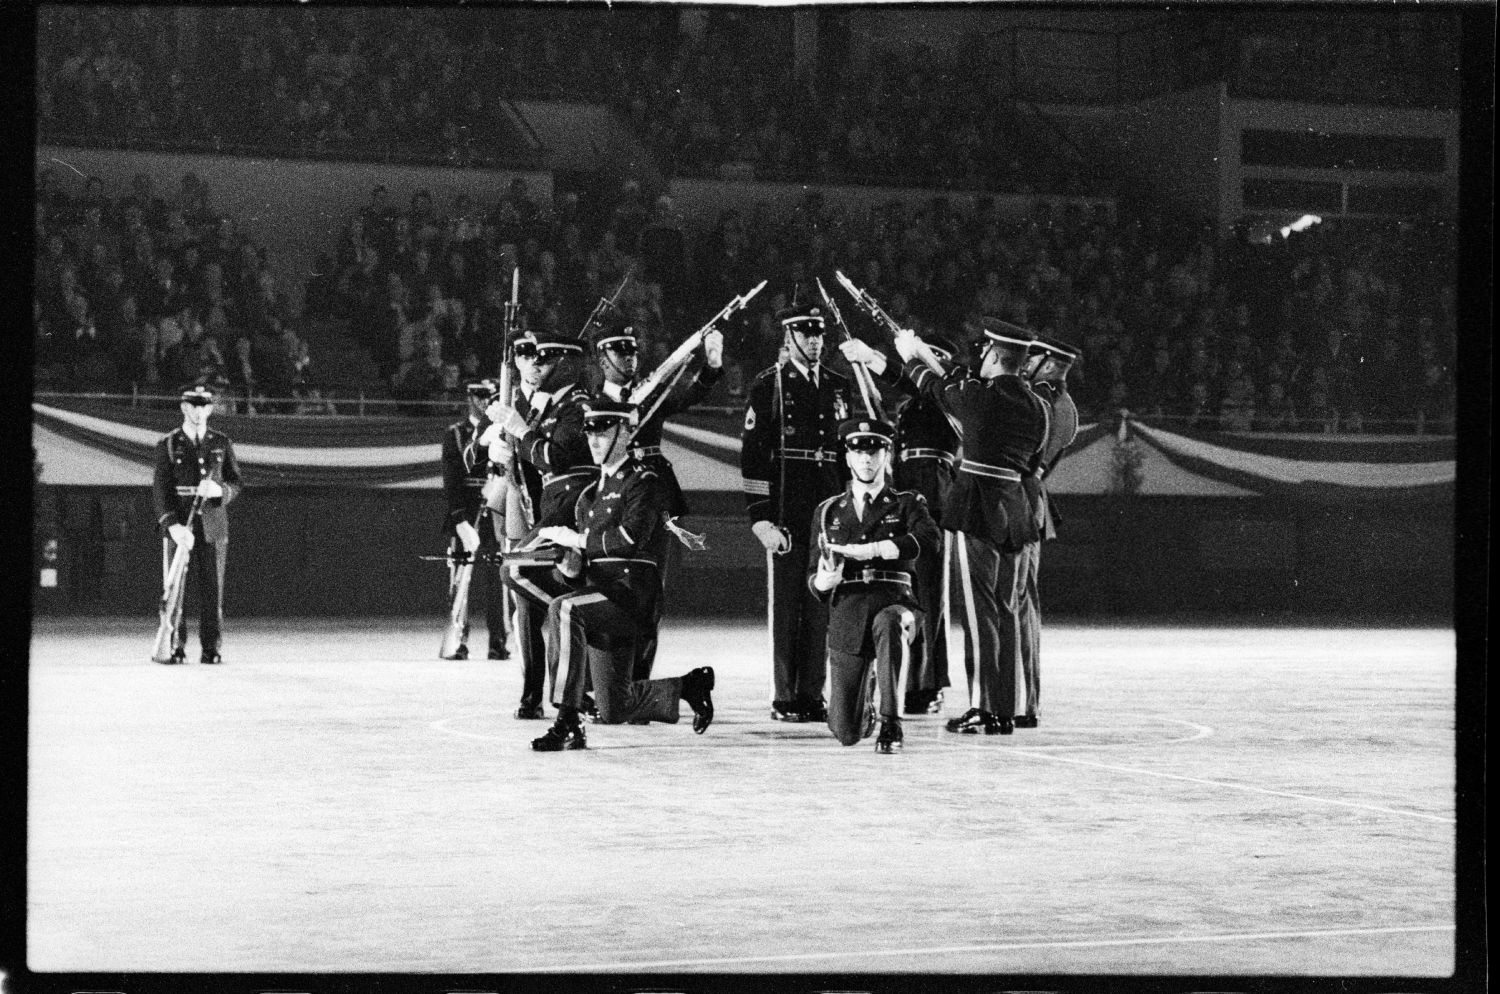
[809,417,941,753]
[528,400,716,751]
[892,317,1048,735]
[150,383,243,664]
[1016,335,1081,728]
[588,315,725,678]
[740,300,852,722]
[439,378,509,660]
[484,329,593,719]
[838,333,962,716]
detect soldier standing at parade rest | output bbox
[589,316,725,678]
[484,330,593,719]
[1017,334,1081,728]
[892,317,1048,735]
[528,400,716,751]
[809,417,941,753]
[838,333,961,716]
[439,378,509,660]
[151,383,243,664]
[741,300,852,722]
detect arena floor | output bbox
[27,616,1455,978]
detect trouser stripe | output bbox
[557,592,609,707]
[895,608,913,706]
[765,549,775,703]
[954,534,981,708]
[1012,549,1028,713]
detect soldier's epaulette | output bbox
[891,487,928,504]
[752,365,781,385]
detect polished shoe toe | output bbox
[488,647,509,660]
[683,666,715,733]
[514,704,546,720]
[531,720,586,751]
[874,721,904,754]
[770,701,805,722]
[1013,714,1038,729]
[200,653,222,665]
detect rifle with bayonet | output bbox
[833,270,946,375]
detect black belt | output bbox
[630,446,663,459]
[592,557,660,569]
[900,448,957,466]
[959,459,1022,482]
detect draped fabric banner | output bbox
[31,397,1454,501]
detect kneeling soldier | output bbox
[809,417,940,753]
[529,400,715,751]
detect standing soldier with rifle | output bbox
[437,378,509,661]
[1016,335,1081,729]
[741,296,851,723]
[486,329,593,719]
[587,314,726,678]
[151,383,243,665]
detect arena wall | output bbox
[31,485,1453,623]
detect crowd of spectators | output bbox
[36,6,1090,191]
[306,171,1455,433]
[33,166,328,414]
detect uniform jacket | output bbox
[573,457,671,620]
[740,360,852,540]
[152,426,243,544]
[601,361,723,518]
[440,415,489,536]
[806,483,940,656]
[905,356,1047,552]
[870,345,960,517]
[512,381,595,529]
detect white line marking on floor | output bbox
[1005,749,1455,823]
[526,923,1455,972]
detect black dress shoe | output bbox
[770,701,804,722]
[514,703,546,720]
[902,693,929,716]
[158,649,186,665]
[861,702,878,740]
[875,721,904,754]
[584,705,603,724]
[926,689,945,714]
[488,647,509,660]
[200,652,222,665]
[531,718,586,751]
[1014,714,1038,729]
[945,708,1009,735]
[682,666,714,733]
[449,645,469,660]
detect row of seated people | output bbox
[36,5,1090,190]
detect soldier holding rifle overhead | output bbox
[891,316,1047,736]
[740,294,852,723]
[588,313,726,678]
[437,378,509,661]
[485,329,593,720]
[1016,334,1082,729]
[151,383,243,665]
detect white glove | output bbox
[168,523,195,550]
[538,525,584,550]
[812,550,842,592]
[892,328,920,363]
[703,328,724,368]
[838,338,886,374]
[487,439,514,465]
[486,402,530,437]
[477,421,505,448]
[454,520,480,554]
[751,520,790,554]
[828,540,899,561]
[195,478,223,499]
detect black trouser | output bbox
[948,530,1023,719]
[826,602,922,745]
[451,536,508,656]
[503,563,575,709]
[163,525,225,655]
[897,457,953,701]
[547,588,682,724]
[768,539,829,708]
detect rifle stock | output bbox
[151,496,204,663]
[438,558,473,659]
